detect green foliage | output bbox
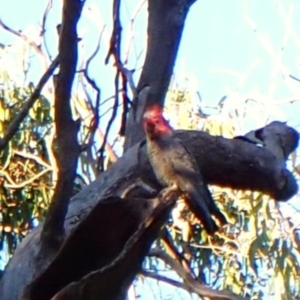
[0,70,54,255]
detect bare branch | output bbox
[290,75,300,83]
[40,0,54,60]
[41,0,53,37]
[81,31,103,143]
[98,0,124,171]
[96,128,118,163]
[0,18,48,69]
[123,0,147,65]
[41,0,84,248]
[13,150,54,170]
[140,270,191,292]
[0,56,59,152]
[2,168,53,189]
[160,228,194,275]
[150,249,249,300]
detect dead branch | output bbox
[97,0,123,171]
[0,168,52,189]
[33,190,178,300]
[41,0,83,248]
[140,270,191,292]
[0,18,48,70]
[149,249,248,300]
[124,0,198,150]
[40,0,54,60]
[0,56,59,152]
[160,228,194,274]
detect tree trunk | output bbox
[124,0,197,150]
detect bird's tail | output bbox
[181,181,219,235]
[198,185,227,226]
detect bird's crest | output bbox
[142,104,173,137]
[143,104,163,120]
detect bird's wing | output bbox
[170,138,227,226]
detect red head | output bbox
[142,104,173,138]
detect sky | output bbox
[1,0,300,299]
[1,0,300,129]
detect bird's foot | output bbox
[159,185,180,203]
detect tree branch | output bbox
[41,0,83,248]
[124,0,198,150]
[33,189,178,300]
[0,18,48,68]
[149,249,248,300]
[140,269,192,292]
[0,56,59,152]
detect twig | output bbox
[290,75,300,83]
[0,56,59,152]
[96,128,118,163]
[41,0,53,36]
[160,228,194,275]
[140,270,191,292]
[79,28,120,171]
[123,0,147,65]
[0,18,48,70]
[0,19,41,54]
[78,37,102,177]
[99,0,123,171]
[40,0,53,60]
[2,168,52,189]
[243,4,299,96]
[104,0,122,65]
[190,243,244,257]
[81,30,103,145]
[13,150,53,169]
[150,249,249,300]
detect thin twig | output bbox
[40,0,53,60]
[2,168,52,189]
[41,0,53,36]
[96,128,118,163]
[13,150,53,169]
[160,228,194,275]
[290,75,300,83]
[140,270,191,292]
[150,249,249,300]
[82,30,103,144]
[0,19,48,70]
[99,0,123,171]
[123,0,147,65]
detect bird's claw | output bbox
[159,185,180,202]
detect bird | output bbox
[142,104,226,234]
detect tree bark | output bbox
[0,123,297,300]
[41,0,83,249]
[124,0,197,150]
